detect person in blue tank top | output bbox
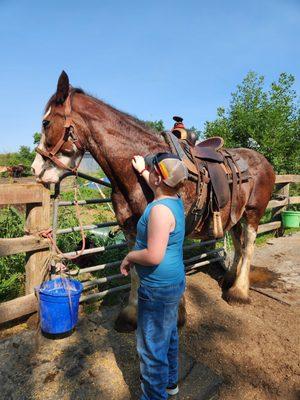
[120,152,188,400]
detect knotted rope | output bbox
[36,176,86,276]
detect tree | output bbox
[144,120,165,132]
[203,72,300,174]
[33,132,41,145]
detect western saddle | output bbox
[163,116,250,238]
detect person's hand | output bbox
[132,155,146,174]
[120,256,133,276]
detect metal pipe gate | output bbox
[51,172,225,303]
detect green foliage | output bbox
[144,120,165,132]
[0,207,25,301]
[0,146,35,175]
[33,132,41,145]
[189,125,202,141]
[17,146,35,167]
[203,72,300,174]
[0,132,40,174]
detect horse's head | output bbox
[31,71,86,184]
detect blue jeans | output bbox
[137,279,185,400]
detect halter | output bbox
[35,89,85,174]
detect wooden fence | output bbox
[258,174,300,233]
[0,174,299,325]
[0,183,50,324]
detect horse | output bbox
[31,71,275,332]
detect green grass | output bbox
[0,207,26,301]
[256,227,300,246]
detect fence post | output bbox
[25,185,51,294]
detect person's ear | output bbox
[155,175,162,186]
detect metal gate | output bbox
[51,171,225,303]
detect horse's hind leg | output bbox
[222,222,243,292]
[224,220,257,303]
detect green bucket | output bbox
[282,211,300,228]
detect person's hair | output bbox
[160,178,185,195]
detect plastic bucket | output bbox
[282,211,300,228]
[37,277,83,335]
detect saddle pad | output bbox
[222,149,249,173]
[235,157,248,173]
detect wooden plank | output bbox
[0,293,37,325]
[0,183,46,205]
[25,186,51,294]
[267,198,288,209]
[258,221,281,234]
[0,236,49,257]
[275,175,300,184]
[271,183,290,222]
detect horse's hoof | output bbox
[177,298,187,329]
[223,286,251,304]
[114,305,137,333]
[222,272,236,291]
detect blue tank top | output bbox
[134,197,185,287]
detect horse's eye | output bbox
[42,120,50,128]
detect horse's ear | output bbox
[55,70,70,104]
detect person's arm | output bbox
[132,155,150,186]
[120,205,175,275]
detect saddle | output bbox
[163,117,250,238]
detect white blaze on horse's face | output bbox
[43,106,51,119]
[31,108,82,184]
[31,136,79,183]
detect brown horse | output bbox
[32,72,275,332]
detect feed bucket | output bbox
[37,277,83,335]
[282,211,300,228]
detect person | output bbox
[120,152,188,400]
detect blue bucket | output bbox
[37,277,83,335]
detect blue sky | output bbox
[0,0,299,151]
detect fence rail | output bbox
[0,174,299,324]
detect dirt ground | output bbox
[0,233,299,400]
[183,232,300,400]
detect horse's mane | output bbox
[45,88,162,139]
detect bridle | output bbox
[35,89,85,174]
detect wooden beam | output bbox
[0,236,49,256]
[0,293,37,325]
[258,221,281,234]
[0,183,46,205]
[275,175,300,184]
[267,198,288,209]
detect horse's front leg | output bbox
[114,265,139,332]
[114,225,140,333]
[111,190,141,332]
